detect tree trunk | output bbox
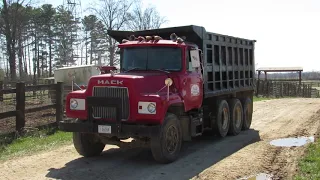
[37,35,40,78]
[90,37,93,64]
[4,53,9,78]
[49,31,53,77]
[23,41,28,77]
[34,33,37,83]
[85,31,88,65]
[28,41,31,75]
[18,35,23,79]
[108,36,114,66]
[9,48,16,81]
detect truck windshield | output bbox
[121,47,182,72]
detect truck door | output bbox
[182,47,203,111]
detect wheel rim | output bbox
[235,105,242,128]
[166,125,179,154]
[222,107,228,129]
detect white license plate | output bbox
[98,125,111,134]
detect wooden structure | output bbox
[256,67,303,96]
[256,80,313,98]
[0,82,64,133]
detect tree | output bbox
[127,2,167,31]
[28,7,42,79]
[82,15,107,65]
[89,0,135,66]
[40,4,56,76]
[0,0,32,80]
[82,15,98,64]
[53,5,80,68]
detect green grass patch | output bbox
[253,97,274,102]
[295,139,320,180]
[0,129,72,161]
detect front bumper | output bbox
[59,119,160,138]
[61,96,160,138]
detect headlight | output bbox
[70,99,78,109]
[70,98,85,110]
[147,103,156,113]
[138,101,156,114]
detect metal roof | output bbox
[256,67,303,72]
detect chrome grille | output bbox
[92,87,129,120]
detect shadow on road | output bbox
[46,129,260,180]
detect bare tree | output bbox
[128,2,167,31]
[89,0,135,66]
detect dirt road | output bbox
[1,98,320,180]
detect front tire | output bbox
[150,113,182,164]
[73,132,105,157]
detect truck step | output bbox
[190,116,203,137]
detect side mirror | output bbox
[80,85,87,89]
[190,49,201,68]
[116,50,121,54]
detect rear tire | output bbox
[150,113,182,164]
[214,100,230,137]
[228,99,243,136]
[73,132,105,157]
[242,97,253,130]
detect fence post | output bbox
[56,82,64,123]
[16,82,25,132]
[0,81,3,102]
[309,85,312,98]
[266,81,270,97]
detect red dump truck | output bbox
[59,25,256,163]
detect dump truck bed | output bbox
[108,25,256,98]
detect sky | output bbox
[42,0,320,72]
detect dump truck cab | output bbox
[114,35,204,119]
[64,33,204,125]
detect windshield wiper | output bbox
[124,67,145,73]
[148,68,170,74]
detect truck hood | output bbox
[88,72,171,94]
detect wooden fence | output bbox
[0,82,64,133]
[255,80,317,98]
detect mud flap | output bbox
[180,116,191,141]
[190,109,204,137]
[190,115,203,137]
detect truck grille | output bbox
[92,87,129,120]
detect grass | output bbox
[253,96,274,102]
[0,128,72,161]
[295,140,320,180]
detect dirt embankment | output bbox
[0,98,320,180]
